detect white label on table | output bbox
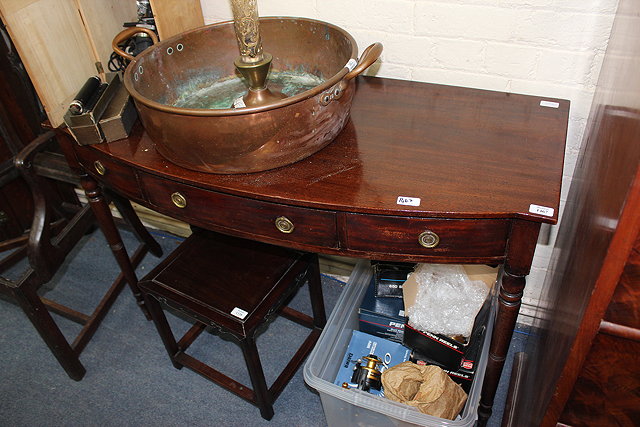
[529,204,554,217]
[540,100,560,108]
[231,307,249,319]
[397,196,421,206]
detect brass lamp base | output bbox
[234,52,285,107]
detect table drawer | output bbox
[344,214,509,258]
[75,148,143,200]
[139,172,338,248]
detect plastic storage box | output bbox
[304,261,495,427]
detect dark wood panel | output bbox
[514,105,640,427]
[560,333,640,427]
[344,213,509,259]
[75,148,144,201]
[138,171,339,249]
[0,18,44,238]
[605,244,640,330]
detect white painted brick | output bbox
[373,34,434,67]
[370,62,414,80]
[544,0,618,14]
[415,2,520,41]
[201,0,320,23]
[256,0,318,18]
[496,0,617,14]
[507,76,584,98]
[536,49,596,86]
[200,0,232,23]
[497,0,555,8]
[569,90,599,122]
[512,9,615,49]
[411,67,513,93]
[317,0,414,34]
[485,42,539,78]
[432,38,485,71]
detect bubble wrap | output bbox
[406,264,489,338]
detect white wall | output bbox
[200,0,618,313]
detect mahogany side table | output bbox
[59,76,569,425]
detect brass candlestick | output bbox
[230,0,284,107]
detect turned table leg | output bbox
[478,220,540,426]
[79,173,152,320]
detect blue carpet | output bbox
[0,228,522,426]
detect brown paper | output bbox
[381,362,467,420]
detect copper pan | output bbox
[112,17,382,174]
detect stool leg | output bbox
[144,294,183,369]
[307,255,326,328]
[240,336,274,420]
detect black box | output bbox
[409,310,489,393]
[372,261,415,298]
[403,289,492,370]
[358,277,407,343]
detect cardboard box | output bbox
[334,330,411,397]
[402,265,498,369]
[372,261,415,297]
[358,277,407,343]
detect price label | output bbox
[231,307,248,319]
[540,100,560,108]
[529,204,554,217]
[397,196,421,206]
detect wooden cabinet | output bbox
[503,0,640,425]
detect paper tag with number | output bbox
[529,204,554,217]
[231,307,248,319]
[397,196,421,206]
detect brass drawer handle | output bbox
[171,192,187,208]
[94,160,106,175]
[275,216,294,234]
[418,230,440,248]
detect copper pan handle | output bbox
[112,27,159,62]
[344,42,383,81]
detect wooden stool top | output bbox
[140,231,308,336]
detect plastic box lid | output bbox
[303,261,495,427]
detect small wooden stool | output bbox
[139,230,326,420]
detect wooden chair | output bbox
[139,229,326,420]
[0,129,162,381]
